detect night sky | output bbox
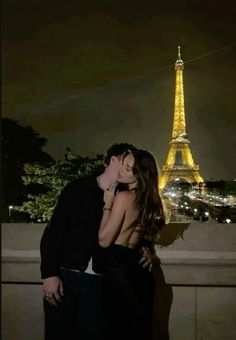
[3,0,236,180]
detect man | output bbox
[40,143,153,340]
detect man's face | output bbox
[109,155,123,181]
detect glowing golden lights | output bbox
[160,47,203,190]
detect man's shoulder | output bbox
[62,175,97,194]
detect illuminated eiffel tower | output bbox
[159,47,203,190]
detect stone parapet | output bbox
[2,222,236,340]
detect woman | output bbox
[99,149,165,340]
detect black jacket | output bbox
[40,176,105,279]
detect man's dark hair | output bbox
[103,143,137,166]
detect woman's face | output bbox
[118,153,137,184]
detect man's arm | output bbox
[40,183,75,305]
[40,182,77,278]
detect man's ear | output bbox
[110,155,118,166]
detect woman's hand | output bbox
[103,185,117,209]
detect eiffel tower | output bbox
[159,47,203,190]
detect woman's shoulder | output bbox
[115,190,134,204]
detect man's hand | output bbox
[139,247,155,272]
[42,276,64,307]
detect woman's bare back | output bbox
[114,191,144,248]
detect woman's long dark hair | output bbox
[125,149,165,235]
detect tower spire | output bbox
[172,46,186,138]
[178,45,181,60]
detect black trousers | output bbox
[43,268,105,340]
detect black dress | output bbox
[104,244,155,340]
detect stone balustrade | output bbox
[2,222,236,340]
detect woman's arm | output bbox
[98,191,128,248]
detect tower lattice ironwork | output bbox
[159,47,203,190]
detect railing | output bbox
[2,223,236,340]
